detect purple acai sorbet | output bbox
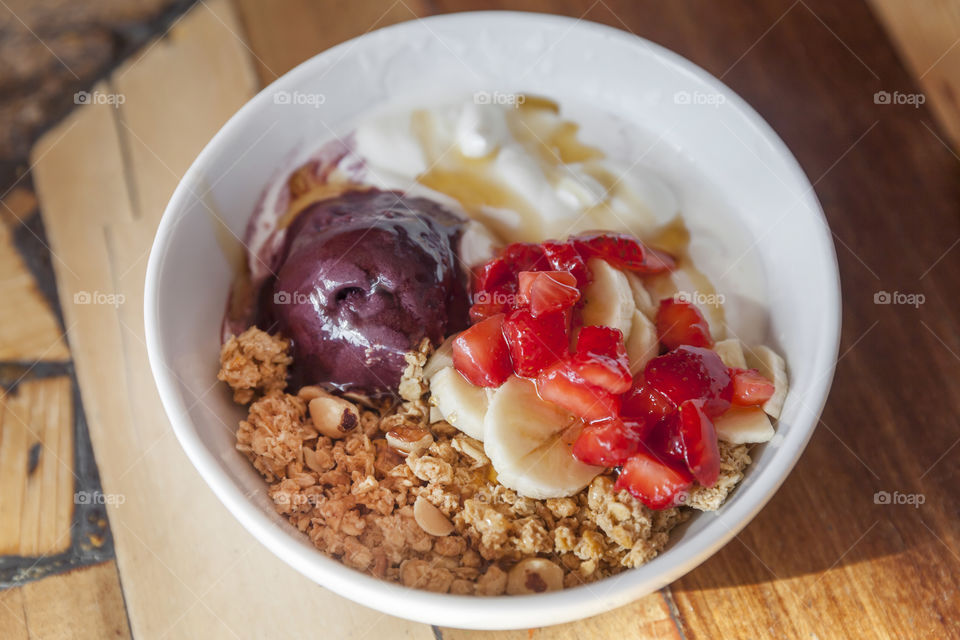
[257,189,470,397]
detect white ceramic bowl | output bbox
[145,11,840,630]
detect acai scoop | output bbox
[258,189,470,397]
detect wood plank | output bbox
[232,0,432,84]
[0,585,29,640]
[18,561,130,640]
[30,1,434,638]
[869,0,960,149]
[0,187,69,361]
[442,591,682,640]
[0,377,74,557]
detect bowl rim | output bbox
[145,10,841,630]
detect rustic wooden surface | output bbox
[1,0,959,638]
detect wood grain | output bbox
[233,0,433,84]
[29,1,434,638]
[236,0,960,638]
[0,561,130,640]
[0,188,69,361]
[870,0,960,149]
[14,0,960,638]
[0,377,74,557]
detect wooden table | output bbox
[2,0,959,637]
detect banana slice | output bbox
[483,377,602,499]
[713,338,747,369]
[744,345,788,419]
[428,366,491,441]
[624,271,657,320]
[423,335,455,380]
[714,406,774,444]
[581,258,635,340]
[625,310,659,374]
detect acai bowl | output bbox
[145,11,840,630]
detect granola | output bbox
[218,327,292,404]
[220,332,754,594]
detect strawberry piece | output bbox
[572,418,644,467]
[655,298,713,349]
[575,325,626,359]
[452,314,512,387]
[473,259,514,296]
[536,361,620,423]
[469,301,505,323]
[730,368,776,406]
[502,309,569,377]
[573,232,675,274]
[570,326,631,394]
[615,451,693,510]
[677,400,720,487]
[471,243,548,315]
[517,271,580,316]
[622,380,677,424]
[542,240,590,288]
[501,242,548,271]
[644,415,686,466]
[643,345,732,416]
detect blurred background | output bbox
[1,1,958,639]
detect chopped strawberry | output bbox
[473,258,514,296]
[472,243,547,312]
[575,325,626,359]
[469,301,505,323]
[655,298,713,349]
[501,242,548,271]
[570,326,631,394]
[615,451,693,510]
[621,380,677,424]
[572,418,643,467]
[536,361,620,423]
[452,314,512,387]
[730,368,776,406]
[677,400,720,487]
[502,309,568,377]
[541,240,590,288]
[644,415,686,466]
[643,346,732,416]
[573,232,675,274]
[517,271,580,317]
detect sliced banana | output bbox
[423,335,455,380]
[483,377,602,499]
[581,258,635,340]
[428,366,491,441]
[625,310,659,374]
[744,345,788,419]
[624,271,657,320]
[713,338,747,369]
[714,406,774,444]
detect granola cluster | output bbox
[218,327,292,403]
[219,329,752,594]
